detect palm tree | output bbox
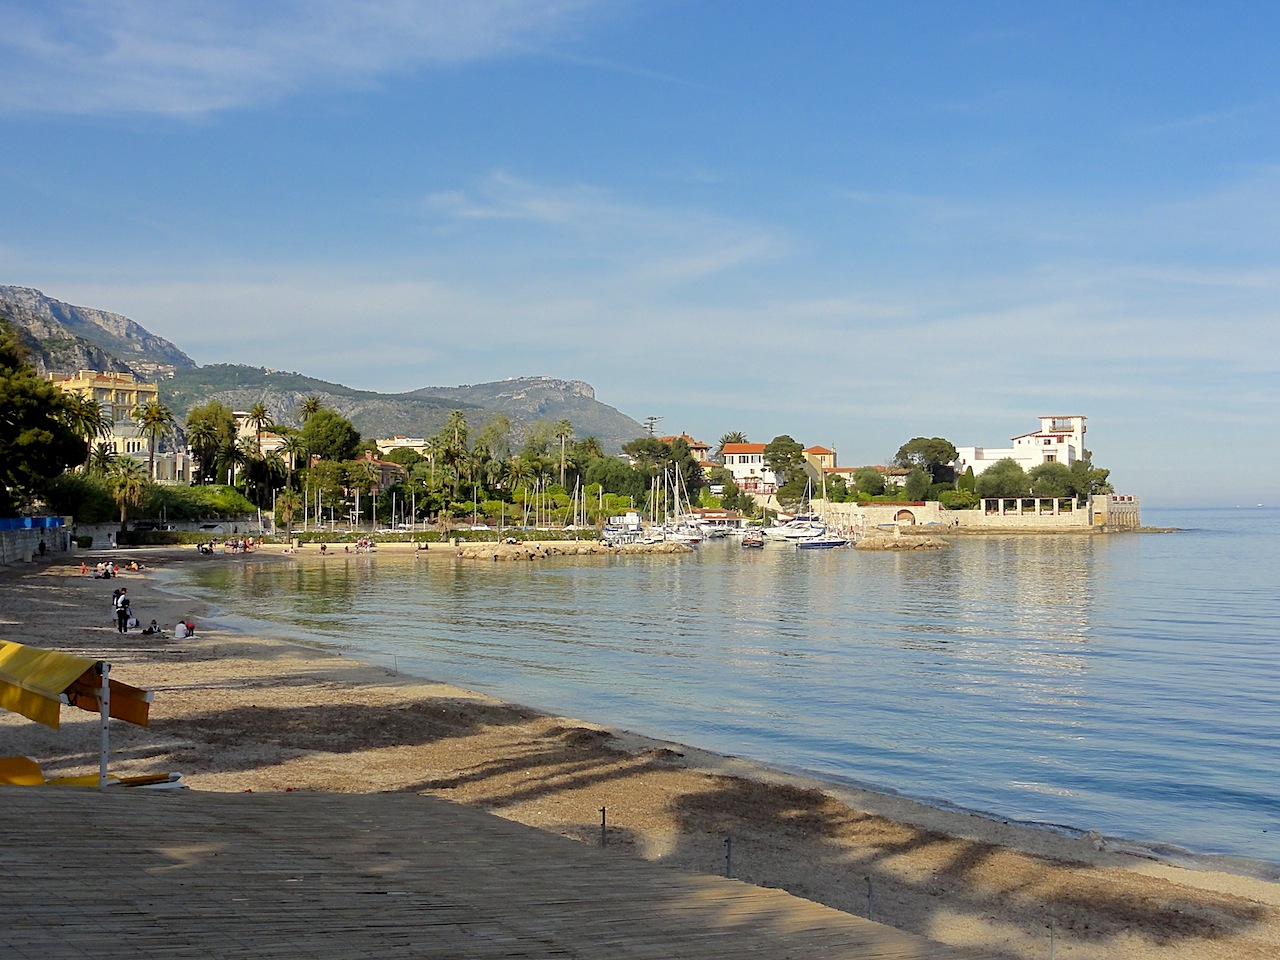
[280,432,308,487]
[106,457,148,533]
[87,442,117,476]
[247,402,272,456]
[185,418,219,484]
[276,488,300,540]
[716,431,747,462]
[554,419,573,488]
[299,396,322,422]
[59,394,111,471]
[134,401,175,481]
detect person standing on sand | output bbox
[116,600,130,633]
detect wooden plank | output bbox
[0,788,984,959]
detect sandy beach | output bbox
[3,545,1278,959]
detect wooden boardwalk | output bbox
[0,787,980,959]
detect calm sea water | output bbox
[168,508,1280,868]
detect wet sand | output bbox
[2,545,1278,959]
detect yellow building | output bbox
[47,370,188,481]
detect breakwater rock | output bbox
[855,534,953,551]
[455,540,693,561]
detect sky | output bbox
[2,1,1278,507]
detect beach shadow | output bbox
[149,697,545,770]
[657,775,1270,957]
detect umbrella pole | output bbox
[98,661,110,788]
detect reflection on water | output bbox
[173,509,1280,865]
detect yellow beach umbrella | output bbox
[0,639,153,786]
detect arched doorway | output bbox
[894,509,916,525]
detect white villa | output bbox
[719,442,778,494]
[955,415,1087,476]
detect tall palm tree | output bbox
[276,488,300,540]
[87,442,117,476]
[299,396,322,422]
[554,419,573,488]
[59,394,110,471]
[280,432,308,487]
[185,418,219,484]
[134,401,175,481]
[106,457,148,532]
[247,402,272,456]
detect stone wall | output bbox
[0,519,71,566]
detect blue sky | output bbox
[2,2,1277,506]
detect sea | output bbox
[165,507,1280,873]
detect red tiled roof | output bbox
[720,443,766,454]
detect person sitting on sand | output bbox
[173,621,188,639]
[80,561,88,574]
[141,620,163,636]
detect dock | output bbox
[1,787,984,959]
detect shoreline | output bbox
[4,546,1279,959]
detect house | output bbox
[48,370,190,482]
[955,416,1087,476]
[803,445,836,471]
[657,434,711,464]
[375,436,432,458]
[719,443,777,494]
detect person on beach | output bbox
[116,601,130,633]
[142,620,163,636]
[173,621,188,639]
[112,586,127,608]
[320,543,327,554]
[80,561,88,574]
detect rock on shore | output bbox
[455,540,693,561]
[854,533,953,551]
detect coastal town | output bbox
[6,365,1141,562]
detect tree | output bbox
[1069,450,1113,498]
[0,324,87,512]
[299,396,322,422]
[87,442,117,476]
[134,400,175,481]
[894,437,958,484]
[276,488,300,539]
[974,459,1030,499]
[853,467,885,497]
[904,468,931,501]
[247,402,272,456]
[299,408,360,462]
[186,400,237,484]
[1027,461,1074,498]
[763,435,806,487]
[554,418,573,487]
[59,394,110,471]
[106,457,148,532]
[280,431,309,487]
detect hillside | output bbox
[161,366,645,451]
[4,284,647,451]
[0,286,194,378]
[0,299,134,377]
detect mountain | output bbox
[0,285,195,379]
[0,298,135,377]
[3,285,646,451]
[162,366,646,451]
[409,378,646,449]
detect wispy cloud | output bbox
[426,172,787,282]
[0,0,604,115]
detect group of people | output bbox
[84,560,145,577]
[110,586,195,638]
[197,537,255,555]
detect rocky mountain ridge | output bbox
[3,286,645,450]
[0,286,195,379]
